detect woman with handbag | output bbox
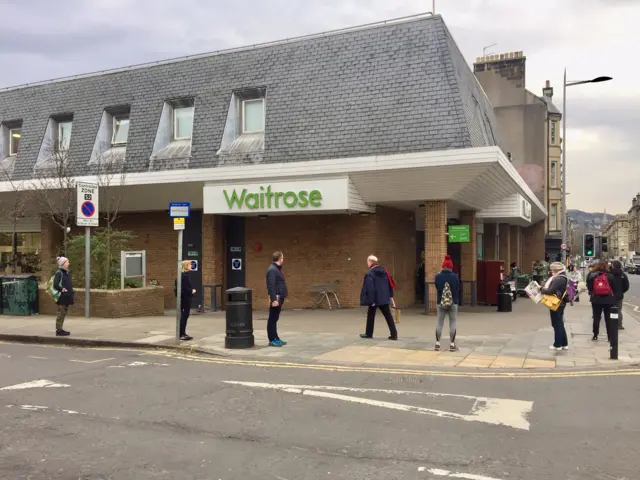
[540,262,569,351]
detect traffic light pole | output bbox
[561,69,568,264]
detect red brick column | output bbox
[510,225,521,269]
[460,210,477,304]
[484,223,497,260]
[522,220,545,273]
[499,223,511,267]
[202,214,225,309]
[424,201,447,312]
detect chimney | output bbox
[473,51,526,87]
[542,80,553,98]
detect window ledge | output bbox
[217,132,264,155]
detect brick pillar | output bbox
[424,201,447,312]
[522,220,545,273]
[460,210,477,305]
[510,225,521,269]
[499,223,511,267]
[484,223,497,260]
[201,214,225,309]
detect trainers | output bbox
[449,344,459,352]
[56,329,70,337]
[180,335,193,341]
[359,334,373,339]
[592,335,598,342]
[618,325,625,330]
[388,336,398,341]
[549,345,562,351]
[277,338,287,345]
[562,346,569,351]
[434,342,441,351]
[269,339,283,347]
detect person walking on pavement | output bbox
[360,255,398,340]
[266,251,288,347]
[175,260,196,341]
[567,264,582,305]
[53,256,74,337]
[610,260,630,330]
[540,262,569,351]
[434,255,460,352]
[586,260,619,342]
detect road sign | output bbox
[76,182,99,227]
[561,243,567,250]
[173,218,185,230]
[169,202,190,218]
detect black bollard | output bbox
[609,304,619,360]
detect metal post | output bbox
[176,229,183,343]
[85,227,90,318]
[561,68,567,263]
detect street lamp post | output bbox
[561,71,612,264]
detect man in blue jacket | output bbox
[266,251,288,347]
[359,255,398,340]
[434,255,460,352]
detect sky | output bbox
[0,0,638,214]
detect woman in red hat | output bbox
[434,255,461,351]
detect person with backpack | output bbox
[610,260,630,330]
[540,262,570,351]
[586,260,619,341]
[360,255,398,340]
[434,255,460,352]
[51,256,74,336]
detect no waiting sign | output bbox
[77,182,99,227]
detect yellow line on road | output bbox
[147,350,640,379]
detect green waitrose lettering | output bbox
[224,185,323,210]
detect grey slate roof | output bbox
[0,14,504,181]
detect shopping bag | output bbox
[391,299,401,323]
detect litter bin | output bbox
[497,282,512,312]
[225,287,254,349]
[0,274,39,316]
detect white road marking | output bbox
[0,379,70,391]
[422,468,504,479]
[108,361,169,368]
[623,301,639,313]
[28,356,48,360]
[224,382,533,431]
[70,357,115,364]
[0,353,10,358]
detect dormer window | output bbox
[9,128,20,156]
[112,115,130,145]
[173,106,194,140]
[242,99,264,133]
[57,120,73,151]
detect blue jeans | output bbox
[550,304,568,348]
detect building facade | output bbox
[628,194,640,253]
[0,14,545,311]
[473,53,563,265]
[602,214,629,260]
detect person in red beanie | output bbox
[434,254,460,351]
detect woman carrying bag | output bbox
[540,262,569,351]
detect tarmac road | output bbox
[1,342,639,480]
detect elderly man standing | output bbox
[359,255,398,340]
[266,251,288,347]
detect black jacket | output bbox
[540,272,569,303]
[53,268,74,306]
[175,272,194,300]
[266,263,288,302]
[360,265,393,307]
[610,267,630,301]
[586,271,618,305]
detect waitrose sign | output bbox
[224,185,323,210]
[203,178,350,214]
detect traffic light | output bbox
[584,233,595,258]
[601,236,608,253]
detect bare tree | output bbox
[0,161,35,273]
[95,150,127,287]
[31,142,76,256]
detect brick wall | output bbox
[522,220,545,273]
[499,223,511,267]
[38,286,164,318]
[424,201,447,311]
[510,225,521,268]
[484,223,497,260]
[244,207,415,309]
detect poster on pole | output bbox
[77,182,99,227]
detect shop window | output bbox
[476,233,484,260]
[0,232,41,273]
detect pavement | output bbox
[2,276,640,370]
[1,342,640,479]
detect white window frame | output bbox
[9,128,20,156]
[57,121,73,150]
[173,106,194,141]
[111,115,130,146]
[550,120,557,145]
[242,98,265,134]
[550,161,558,188]
[550,203,558,231]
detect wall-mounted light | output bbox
[11,132,21,138]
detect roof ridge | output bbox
[0,12,437,93]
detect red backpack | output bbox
[593,273,612,296]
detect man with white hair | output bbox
[359,255,398,340]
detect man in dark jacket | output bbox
[266,251,288,347]
[434,255,461,351]
[359,255,398,340]
[52,256,74,337]
[610,260,630,329]
[586,260,619,341]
